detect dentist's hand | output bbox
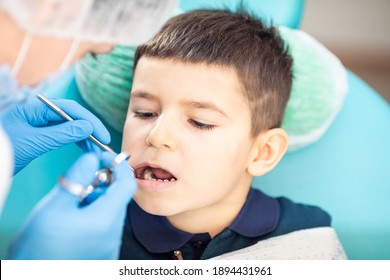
[1,96,111,175]
[7,152,136,260]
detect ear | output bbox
[247,128,288,176]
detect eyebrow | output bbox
[131,90,228,118]
[181,100,228,118]
[131,91,159,102]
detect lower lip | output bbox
[136,178,177,190]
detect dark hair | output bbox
[134,9,293,136]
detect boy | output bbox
[120,9,345,259]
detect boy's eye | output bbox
[189,119,216,131]
[134,111,158,119]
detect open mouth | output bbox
[135,166,177,182]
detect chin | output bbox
[134,194,180,217]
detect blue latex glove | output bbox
[7,152,136,260]
[1,95,111,174]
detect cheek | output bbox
[121,122,132,150]
[181,145,246,209]
[121,120,144,154]
[185,131,251,186]
[122,135,142,170]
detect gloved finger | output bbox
[100,152,135,181]
[76,152,135,209]
[22,96,66,125]
[100,152,117,167]
[94,152,136,208]
[33,120,93,152]
[64,152,100,187]
[78,186,107,207]
[76,152,116,206]
[31,97,110,144]
[53,153,100,206]
[76,139,104,156]
[50,99,111,144]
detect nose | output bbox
[145,115,177,151]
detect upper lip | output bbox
[133,162,177,180]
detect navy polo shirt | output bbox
[120,188,331,260]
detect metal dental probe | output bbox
[36,93,115,153]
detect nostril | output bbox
[145,135,152,146]
[145,119,176,150]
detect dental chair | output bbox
[1,0,389,260]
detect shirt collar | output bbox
[130,188,280,253]
[130,202,194,253]
[229,188,280,237]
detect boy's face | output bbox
[122,57,257,220]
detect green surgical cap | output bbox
[76,26,348,151]
[76,45,135,132]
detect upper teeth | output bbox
[143,168,176,182]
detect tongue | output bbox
[150,167,173,180]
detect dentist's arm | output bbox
[1,96,111,174]
[7,152,136,260]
